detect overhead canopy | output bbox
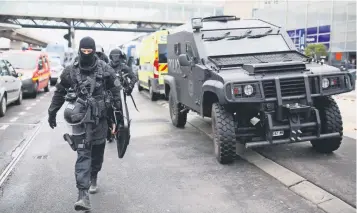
[0,22,22,31]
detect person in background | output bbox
[95,45,109,63]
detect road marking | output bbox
[31,103,36,106]
[19,112,26,116]
[0,123,42,187]
[153,97,356,213]
[0,123,38,126]
[25,107,32,110]
[0,124,9,130]
[10,117,18,122]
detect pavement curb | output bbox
[154,99,356,213]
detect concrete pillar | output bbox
[70,27,75,49]
[10,40,25,50]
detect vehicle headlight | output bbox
[243,84,254,96]
[322,77,340,90]
[230,83,259,99]
[322,78,330,89]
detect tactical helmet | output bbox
[64,101,88,135]
[109,48,126,62]
[64,101,87,124]
[109,48,125,60]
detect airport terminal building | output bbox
[250,0,356,67]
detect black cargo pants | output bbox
[72,136,106,190]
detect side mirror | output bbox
[178,54,190,66]
[135,58,139,66]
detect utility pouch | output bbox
[63,133,77,151]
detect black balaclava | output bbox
[78,36,96,68]
[109,48,123,67]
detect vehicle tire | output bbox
[31,82,38,99]
[211,103,236,164]
[149,83,158,101]
[50,79,56,86]
[14,90,22,105]
[44,80,50,92]
[169,91,187,128]
[310,96,343,153]
[0,96,6,117]
[137,81,143,92]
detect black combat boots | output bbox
[74,189,91,211]
[89,175,98,194]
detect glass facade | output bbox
[252,0,356,68]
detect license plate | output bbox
[66,103,75,110]
[273,130,284,137]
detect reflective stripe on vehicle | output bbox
[159,64,168,71]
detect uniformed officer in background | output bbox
[106,48,138,143]
[95,45,109,63]
[48,36,122,211]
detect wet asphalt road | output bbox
[0,87,354,213]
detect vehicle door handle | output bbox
[4,80,8,83]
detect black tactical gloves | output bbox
[125,85,133,96]
[48,114,57,129]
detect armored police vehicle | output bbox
[164,16,356,164]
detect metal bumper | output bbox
[245,133,340,149]
[21,79,36,94]
[245,103,341,149]
[150,78,165,94]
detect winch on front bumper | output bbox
[243,102,340,149]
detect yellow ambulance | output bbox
[137,30,168,101]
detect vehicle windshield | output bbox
[158,44,167,63]
[2,53,38,70]
[202,28,290,56]
[46,44,65,53]
[50,59,61,67]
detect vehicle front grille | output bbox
[280,78,306,96]
[262,81,276,98]
[262,78,306,98]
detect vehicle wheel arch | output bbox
[2,91,7,100]
[201,80,226,117]
[165,83,170,98]
[164,75,178,101]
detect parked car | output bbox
[0,58,23,117]
[2,50,51,98]
[49,57,64,85]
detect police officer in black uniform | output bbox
[109,48,137,95]
[48,37,122,211]
[96,45,109,63]
[106,48,137,142]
